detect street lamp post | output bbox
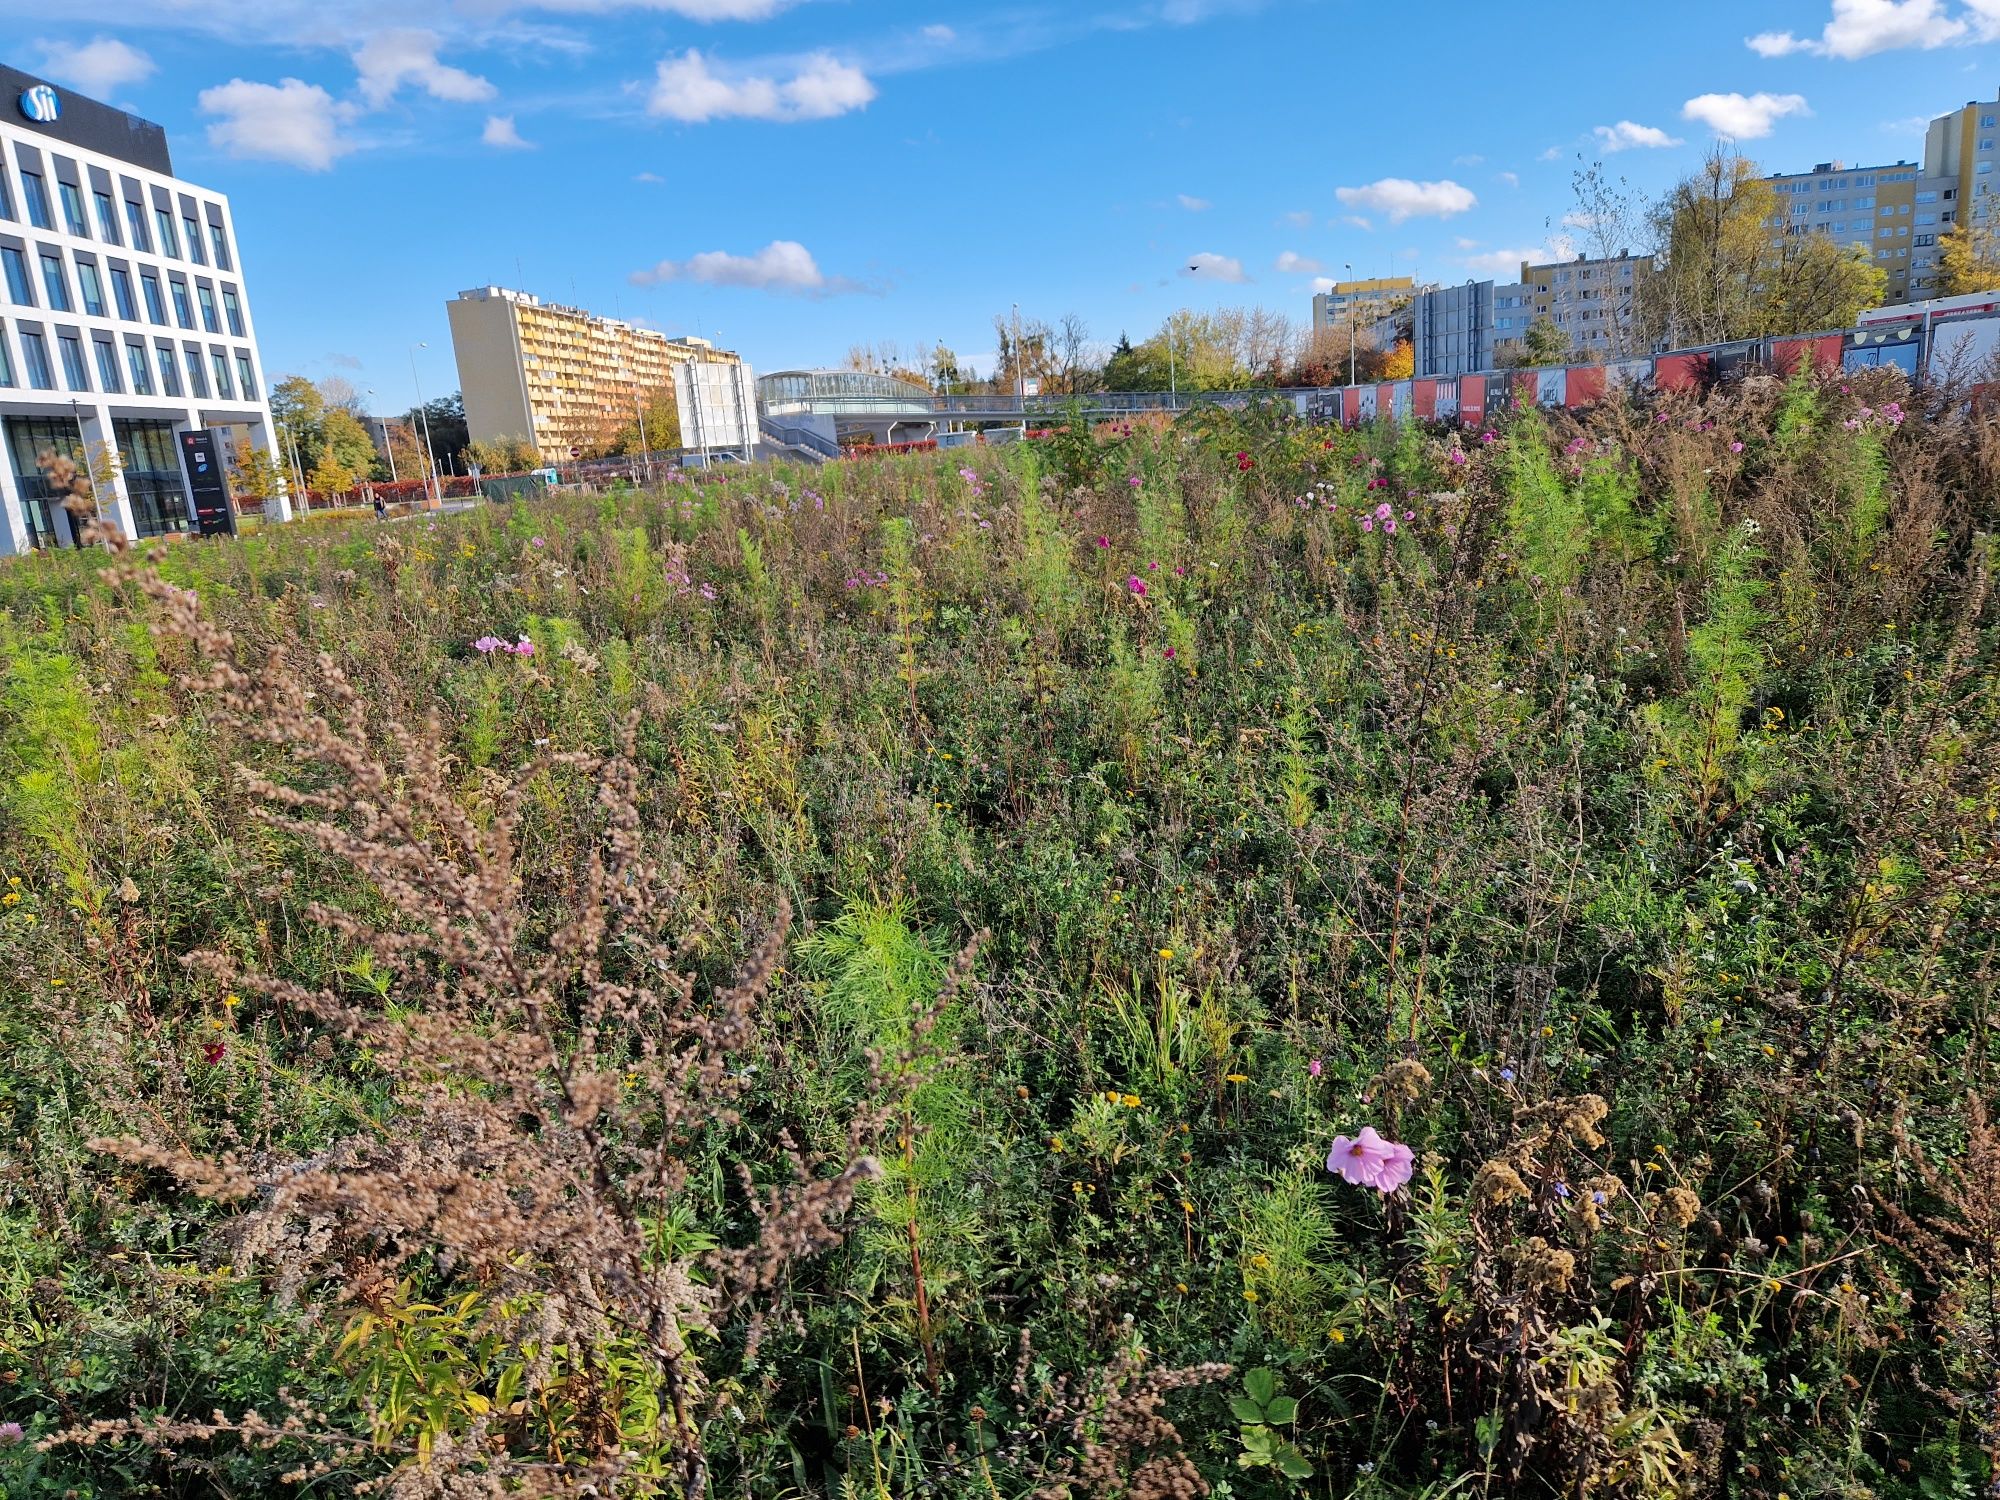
[1344,262,1356,388]
[409,342,440,506]
[1167,313,1178,411]
[1012,301,1024,432]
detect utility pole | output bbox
[1012,301,1024,432]
[366,388,397,482]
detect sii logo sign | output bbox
[18,86,60,123]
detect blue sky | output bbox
[10,0,2000,399]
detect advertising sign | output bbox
[178,429,236,538]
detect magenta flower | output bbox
[473,635,505,654]
[1163,646,1176,659]
[1447,449,1468,466]
[1375,502,1392,521]
[0,1421,23,1445]
[511,637,535,658]
[1383,517,1398,534]
[1361,515,1374,533]
[1127,575,1147,596]
[1128,475,1143,488]
[1327,1127,1415,1193]
[1403,510,1415,521]
[1479,431,1497,445]
[1096,535,1111,548]
[1729,441,1744,453]
[1308,1058,1322,1078]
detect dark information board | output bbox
[178,430,236,538]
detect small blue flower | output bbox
[1499,1067,1516,1083]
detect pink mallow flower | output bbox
[1308,1058,1323,1078]
[511,637,535,658]
[1327,1127,1414,1193]
[1126,575,1147,596]
[473,635,506,655]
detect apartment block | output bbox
[1312,276,1416,333]
[1926,93,2000,268]
[1520,252,1652,358]
[0,63,284,554]
[447,285,755,460]
[1759,159,1948,304]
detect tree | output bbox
[232,446,287,511]
[1520,317,1572,366]
[402,394,468,474]
[1379,341,1415,379]
[317,376,366,417]
[308,450,356,500]
[1762,235,1888,334]
[1937,221,2000,296]
[603,384,677,459]
[321,409,380,484]
[1643,146,1782,348]
[270,375,328,475]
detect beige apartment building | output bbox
[446,285,754,459]
[1518,252,1653,358]
[1311,276,1416,333]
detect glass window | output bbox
[77,261,104,317]
[0,173,11,221]
[93,340,120,393]
[235,352,256,400]
[183,347,208,399]
[154,208,178,257]
[169,279,193,329]
[1917,190,1939,203]
[208,221,229,271]
[20,174,52,230]
[39,253,70,312]
[155,343,180,397]
[0,324,12,386]
[182,216,204,264]
[126,340,151,395]
[141,273,166,324]
[196,284,219,333]
[211,350,232,399]
[58,181,88,236]
[1980,161,1996,175]
[1983,114,1995,127]
[125,200,150,251]
[93,191,118,244]
[57,335,88,391]
[2,247,33,305]
[221,287,243,336]
[109,266,136,321]
[20,330,54,389]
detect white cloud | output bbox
[1881,113,1932,134]
[1560,209,1604,230]
[1177,193,1210,211]
[1461,237,1574,276]
[1497,170,1520,187]
[1538,146,1564,161]
[635,170,666,182]
[354,29,495,108]
[199,78,358,170]
[629,239,865,294]
[1340,214,1373,231]
[1275,251,1324,274]
[33,36,155,96]
[1682,90,1810,139]
[921,23,955,42]
[1183,251,1248,282]
[1453,236,1480,250]
[1746,0,1964,58]
[1334,177,1476,223]
[1280,209,1313,229]
[1452,153,1485,167]
[648,49,875,122]
[482,113,531,148]
[1593,119,1684,151]
[1309,276,1336,294]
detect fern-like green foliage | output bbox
[1643,521,1768,815]
[1012,478,1078,639]
[1502,411,1589,600]
[0,624,104,908]
[1772,366,1820,449]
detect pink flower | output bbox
[1383,517,1398,535]
[1374,502,1392,520]
[1127,575,1147,596]
[531,535,545,548]
[1447,449,1468,466]
[1729,441,1744,453]
[1128,475,1143,488]
[1327,1126,1414,1193]
[1361,515,1374,533]
[1096,535,1111,548]
[511,637,535,658]
[473,635,505,654]
[1163,646,1176,659]
[1479,431,1497,445]
[1403,510,1415,521]
[1308,1059,1322,1078]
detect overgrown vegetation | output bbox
[1,367,1998,1499]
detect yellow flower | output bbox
[1243,1290,1258,1302]
[1644,1162,1662,1172]
[1540,1025,1554,1037]
[1122,1094,1141,1109]
[1327,1327,1345,1344]
[50,978,64,988]
[223,994,241,1009]
[1105,1090,1122,1103]
[1766,1279,1783,1293]
[1181,1199,1195,1215]
[1175,1281,1189,1294]
[1158,947,1174,959]
[1049,1137,1065,1153]
[1248,1253,1270,1269]
[1224,1072,1248,1084]
[0,892,17,907]
[1071,1181,1086,1194]
[5,877,17,887]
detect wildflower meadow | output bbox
[0,372,1997,1499]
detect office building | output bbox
[0,63,284,554]
[1312,277,1416,333]
[1759,159,1949,305]
[447,286,756,461]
